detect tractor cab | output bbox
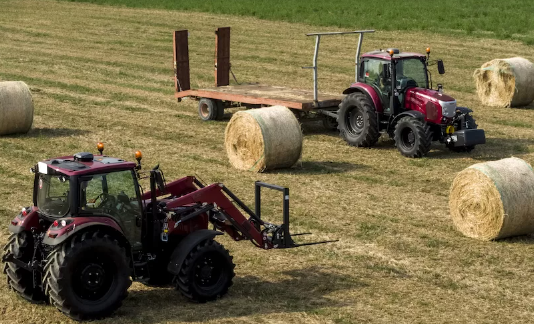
[33,150,144,249]
[359,48,442,115]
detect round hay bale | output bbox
[0,81,34,135]
[473,57,534,108]
[449,157,534,240]
[224,106,302,172]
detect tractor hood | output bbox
[404,88,457,122]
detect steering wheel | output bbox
[92,193,116,211]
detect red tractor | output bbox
[335,47,486,157]
[2,144,329,320]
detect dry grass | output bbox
[1,1,534,323]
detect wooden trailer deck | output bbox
[175,84,343,110]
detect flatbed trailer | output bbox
[173,27,374,122]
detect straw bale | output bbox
[449,157,534,240]
[473,57,534,107]
[0,81,34,135]
[224,106,302,172]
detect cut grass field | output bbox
[1,0,534,323]
[63,0,534,44]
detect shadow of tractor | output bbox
[116,267,366,323]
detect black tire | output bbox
[216,100,225,120]
[322,116,338,131]
[198,98,219,121]
[2,232,45,302]
[42,231,131,320]
[175,239,235,303]
[394,116,432,158]
[337,92,380,147]
[450,114,477,153]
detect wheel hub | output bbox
[347,109,365,135]
[200,103,209,117]
[81,264,105,291]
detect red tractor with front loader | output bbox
[2,144,330,320]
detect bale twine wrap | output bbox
[224,106,303,172]
[449,157,534,240]
[0,81,34,135]
[473,57,534,108]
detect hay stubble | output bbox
[1,1,534,323]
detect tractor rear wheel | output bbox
[198,98,223,121]
[43,230,131,320]
[337,93,380,147]
[394,116,432,158]
[3,232,44,302]
[175,239,235,303]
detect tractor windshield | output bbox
[37,173,70,217]
[396,58,428,89]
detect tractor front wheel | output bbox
[394,116,432,158]
[337,93,380,147]
[43,230,131,320]
[3,232,44,302]
[175,239,235,303]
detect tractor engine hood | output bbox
[405,88,457,120]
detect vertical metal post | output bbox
[312,35,321,103]
[283,187,290,247]
[355,33,364,82]
[255,182,261,220]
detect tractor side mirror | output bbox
[154,170,166,194]
[437,60,445,74]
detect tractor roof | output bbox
[362,50,426,61]
[37,153,136,176]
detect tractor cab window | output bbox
[362,59,391,111]
[80,170,142,246]
[395,58,428,89]
[37,173,70,217]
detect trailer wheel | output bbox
[394,116,432,158]
[198,98,219,121]
[3,232,45,302]
[43,230,131,320]
[175,239,235,303]
[449,114,477,153]
[337,93,380,147]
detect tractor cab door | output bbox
[79,169,143,251]
[361,58,391,114]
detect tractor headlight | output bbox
[439,100,457,118]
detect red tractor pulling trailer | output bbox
[174,28,486,157]
[2,145,330,320]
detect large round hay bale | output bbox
[473,57,534,108]
[0,81,34,135]
[224,106,302,172]
[449,157,534,240]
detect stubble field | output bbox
[1,1,534,323]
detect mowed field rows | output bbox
[1,1,534,323]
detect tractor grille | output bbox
[439,100,457,118]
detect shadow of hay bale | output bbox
[496,234,534,244]
[272,160,368,175]
[7,127,90,138]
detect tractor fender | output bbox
[342,82,383,113]
[456,106,473,114]
[388,110,427,133]
[8,207,39,234]
[167,229,223,275]
[42,217,125,246]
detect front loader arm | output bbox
[164,183,270,248]
[141,176,199,200]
